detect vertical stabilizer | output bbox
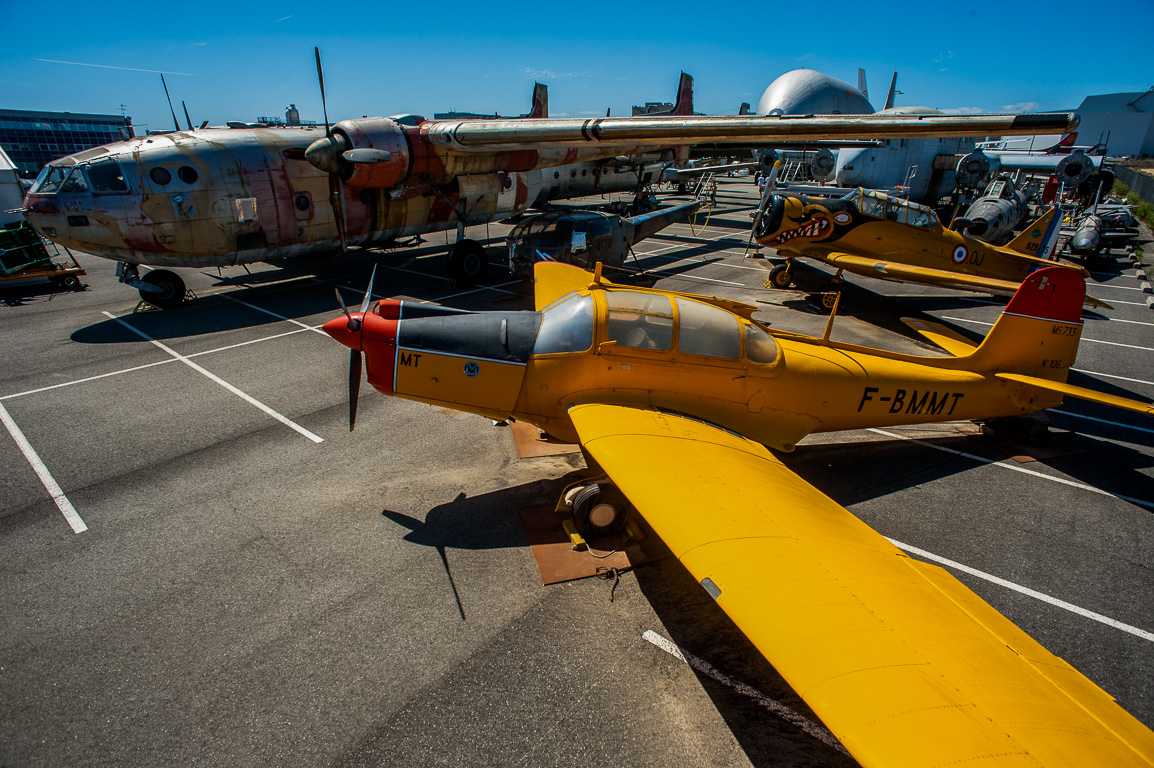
[966,267,1084,381]
[883,72,898,110]
[525,83,548,118]
[672,72,694,116]
[857,68,868,100]
[1005,207,1058,256]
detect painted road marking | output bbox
[889,538,1154,643]
[1071,368,1154,388]
[1051,409,1154,436]
[219,294,329,335]
[642,630,848,754]
[0,401,86,533]
[1,325,321,402]
[102,312,324,443]
[867,427,1153,510]
[944,317,1154,352]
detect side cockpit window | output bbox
[86,158,128,193]
[675,297,740,359]
[533,293,594,355]
[744,323,779,365]
[605,291,673,351]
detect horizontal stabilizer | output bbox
[821,252,1112,309]
[901,317,978,356]
[996,373,1154,417]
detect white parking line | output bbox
[1050,410,1154,435]
[867,427,1153,509]
[102,312,324,444]
[943,317,1154,352]
[1071,368,1154,388]
[642,630,847,753]
[889,538,1154,643]
[219,294,329,334]
[0,401,87,533]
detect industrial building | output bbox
[0,109,134,177]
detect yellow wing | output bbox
[818,251,1113,309]
[568,403,1154,768]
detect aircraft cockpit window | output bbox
[533,293,594,355]
[989,180,1007,199]
[31,166,88,195]
[605,291,673,351]
[744,323,779,365]
[855,193,886,218]
[86,158,128,194]
[909,210,931,228]
[675,298,740,359]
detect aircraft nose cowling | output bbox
[323,300,401,396]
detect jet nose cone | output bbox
[304,133,350,174]
[322,314,364,350]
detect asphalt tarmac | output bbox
[1,177,1151,767]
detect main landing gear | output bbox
[559,475,632,539]
[116,263,188,308]
[446,238,489,285]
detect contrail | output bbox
[36,59,193,76]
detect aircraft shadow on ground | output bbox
[67,248,530,344]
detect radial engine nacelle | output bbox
[955,150,1001,189]
[305,117,412,189]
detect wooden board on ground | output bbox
[519,504,650,585]
[511,420,582,459]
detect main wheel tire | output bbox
[571,483,630,539]
[767,263,792,289]
[447,239,489,285]
[140,269,186,309]
[60,275,82,290]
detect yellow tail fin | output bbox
[1005,207,1058,258]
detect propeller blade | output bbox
[182,100,193,131]
[342,148,392,164]
[333,286,361,331]
[359,264,377,315]
[315,46,330,134]
[747,160,782,256]
[349,348,362,431]
[329,174,348,252]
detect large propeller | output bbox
[335,265,376,430]
[745,159,783,256]
[315,47,349,253]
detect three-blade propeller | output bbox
[335,265,376,431]
[746,160,783,255]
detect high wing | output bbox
[816,251,1113,309]
[425,113,1077,153]
[569,403,1154,768]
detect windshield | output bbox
[30,165,88,195]
[533,293,594,354]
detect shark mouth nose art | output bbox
[770,218,830,246]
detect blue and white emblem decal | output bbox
[952,245,967,264]
[463,361,480,377]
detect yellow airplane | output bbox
[322,261,1154,767]
[753,187,1112,309]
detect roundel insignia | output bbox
[833,211,851,225]
[463,361,479,377]
[1031,229,1042,238]
[952,245,967,264]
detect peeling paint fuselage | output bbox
[22,124,665,268]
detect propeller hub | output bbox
[305,133,351,175]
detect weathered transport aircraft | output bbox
[21,63,1075,307]
[320,260,1154,767]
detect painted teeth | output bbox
[771,219,827,245]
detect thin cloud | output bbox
[940,106,984,114]
[1002,101,1041,113]
[521,67,599,80]
[276,14,293,21]
[37,59,193,76]
[934,51,953,63]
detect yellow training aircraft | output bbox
[753,187,1111,309]
[323,261,1154,767]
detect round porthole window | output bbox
[295,193,311,211]
[177,166,199,184]
[150,167,171,185]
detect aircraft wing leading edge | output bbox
[569,403,1154,768]
[426,113,1078,152]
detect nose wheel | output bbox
[765,263,793,289]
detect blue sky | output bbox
[3,0,1151,133]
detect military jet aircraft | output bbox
[752,187,1111,309]
[20,56,1075,307]
[318,259,1153,767]
[953,174,1028,243]
[504,199,705,278]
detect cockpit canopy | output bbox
[29,157,129,195]
[533,290,778,364]
[841,188,938,229]
[507,212,620,276]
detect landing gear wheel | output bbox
[806,289,840,314]
[767,263,792,289]
[447,239,488,285]
[140,269,186,308]
[571,483,630,539]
